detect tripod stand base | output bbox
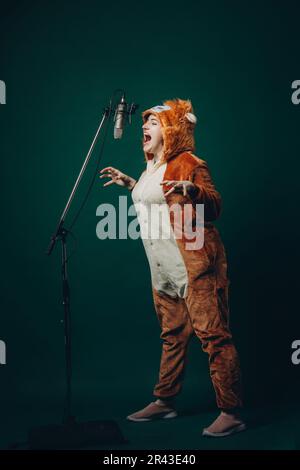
[28,419,127,449]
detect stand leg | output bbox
[61,230,74,424]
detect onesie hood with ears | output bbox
[141,98,197,163]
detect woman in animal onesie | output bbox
[100,98,246,437]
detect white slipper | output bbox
[127,410,178,422]
[202,422,247,437]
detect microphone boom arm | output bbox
[47,106,111,256]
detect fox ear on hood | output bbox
[185,112,197,124]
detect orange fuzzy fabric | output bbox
[142,98,196,163]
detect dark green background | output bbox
[0,0,299,450]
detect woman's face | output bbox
[142,114,163,154]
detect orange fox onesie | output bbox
[131,98,243,411]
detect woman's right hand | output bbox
[99,166,136,190]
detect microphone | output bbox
[113,94,127,139]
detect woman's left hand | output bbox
[161,180,198,197]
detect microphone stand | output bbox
[28,100,131,449]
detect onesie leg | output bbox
[185,275,243,410]
[152,287,194,400]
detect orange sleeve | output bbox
[188,161,222,221]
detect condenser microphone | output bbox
[113,94,127,139]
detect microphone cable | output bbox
[64,89,124,261]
